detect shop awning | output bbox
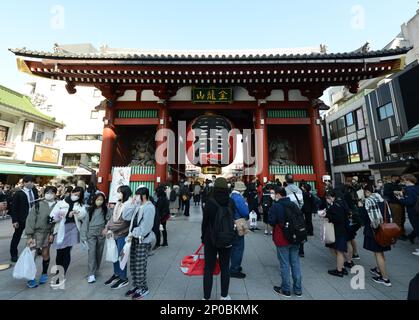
[0,163,72,177]
[390,124,419,154]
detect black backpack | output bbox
[169,189,177,202]
[282,203,307,245]
[210,199,236,249]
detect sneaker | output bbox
[344,261,355,269]
[370,267,382,277]
[299,253,305,258]
[295,292,303,298]
[220,295,231,300]
[273,286,291,298]
[328,269,344,278]
[125,287,139,297]
[132,289,149,300]
[238,266,243,272]
[27,280,38,289]
[352,254,360,260]
[342,268,348,276]
[38,274,48,285]
[104,275,119,286]
[230,272,246,279]
[87,275,96,284]
[372,276,392,287]
[111,278,129,290]
[270,231,273,235]
[11,256,17,263]
[412,251,419,256]
[264,230,269,235]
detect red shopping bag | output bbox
[180,244,220,276]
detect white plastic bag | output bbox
[105,236,119,263]
[249,210,258,229]
[56,218,66,245]
[13,247,36,280]
[119,239,131,270]
[320,218,335,244]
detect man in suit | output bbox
[10,175,39,262]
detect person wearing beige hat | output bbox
[229,181,249,279]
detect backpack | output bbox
[210,199,236,249]
[169,189,177,202]
[282,203,307,245]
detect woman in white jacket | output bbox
[123,186,156,300]
[49,186,86,287]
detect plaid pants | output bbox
[130,238,151,291]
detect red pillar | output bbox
[97,100,116,197]
[254,107,270,184]
[155,106,168,188]
[309,106,327,197]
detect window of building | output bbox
[382,136,398,156]
[66,135,102,141]
[378,103,395,121]
[356,108,365,130]
[93,89,101,98]
[30,130,45,143]
[337,117,346,138]
[332,144,349,166]
[90,110,99,119]
[62,154,81,167]
[359,138,369,161]
[329,121,338,140]
[0,125,9,143]
[346,112,356,134]
[348,140,361,163]
[50,84,56,91]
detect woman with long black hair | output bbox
[81,192,110,283]
[50,186,86,287]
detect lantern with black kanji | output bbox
[186,113,236,175]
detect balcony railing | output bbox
[0,141,16,149]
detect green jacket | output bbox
[25,200,57,237]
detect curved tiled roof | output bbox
[9,47,411,62]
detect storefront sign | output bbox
[32,145,60,164]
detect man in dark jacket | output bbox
[268,186,302,298]
[10,175,39,262]
[201,177,234,300]
[383,175,406,240]
[153,185,170,249]
[179,181,191,217]
[397,174,419,247]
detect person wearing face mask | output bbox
[324,191,352,278]
[24,186,58,288]
[123,186,156,300]
[49,186,86,287]
[10,175,39,262]
[103,185,133,289]
[229,181,249,279]
[80,193,111,283]
[383,175,406,241]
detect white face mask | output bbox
[71,195,79,202]
[118,192,123,200]
[45,193,55,201]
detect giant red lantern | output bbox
[186,113,236,175]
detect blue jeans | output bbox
[113,236,127,280]
[230,235,244,273]
[276,245,302,294]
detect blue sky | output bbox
[1,0,418,92]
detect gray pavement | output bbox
[0,203,417,300]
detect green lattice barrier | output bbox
[269,165,314,175]
[130,166,156,175]
[130,181,155,193]
[117,110,158,118]
[267,109,308,118]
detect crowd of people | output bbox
[1,171,418,300]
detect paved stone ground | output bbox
[0,203,417,300]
